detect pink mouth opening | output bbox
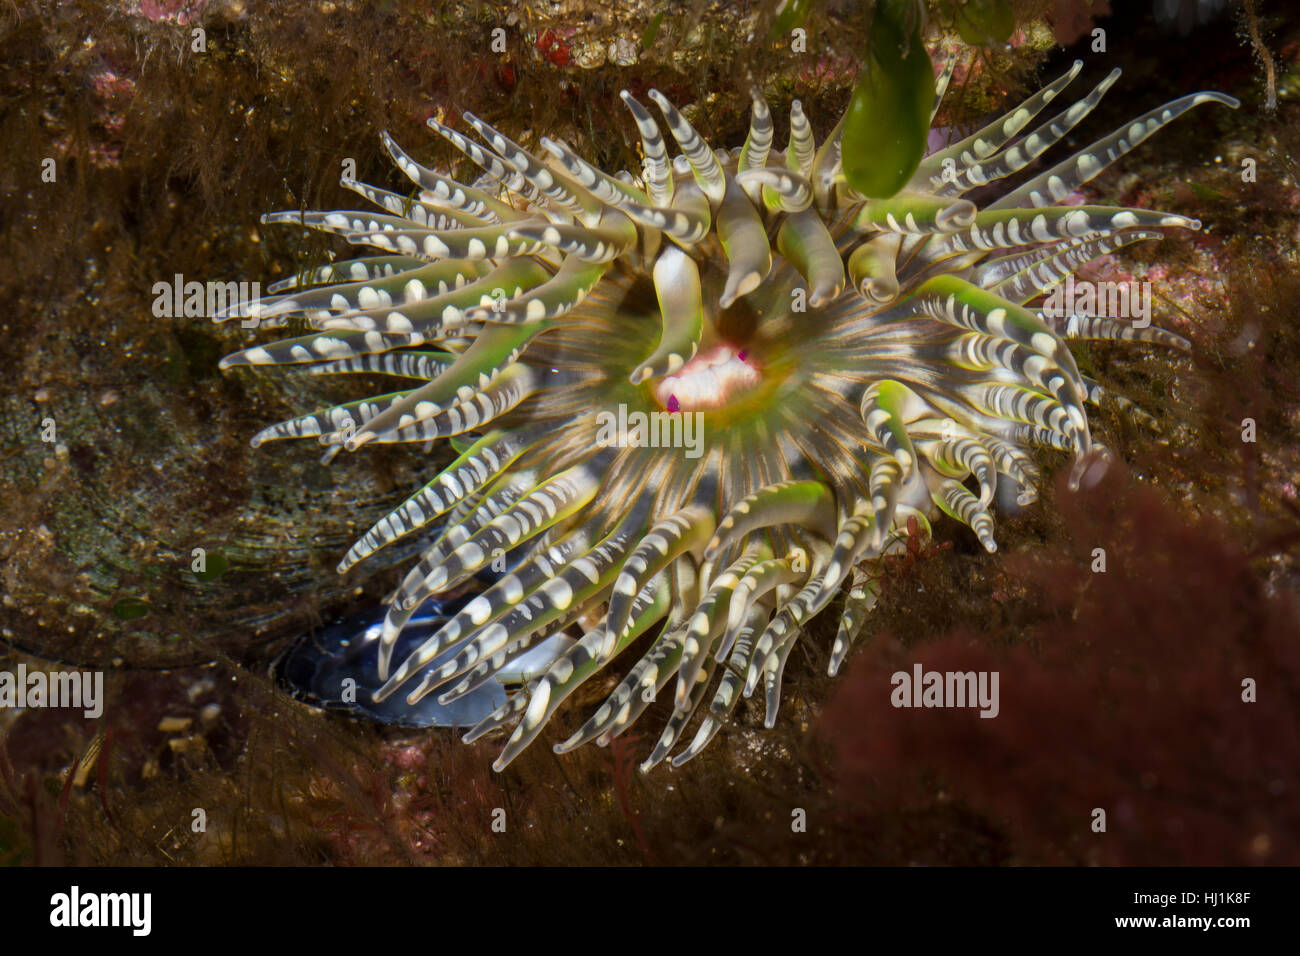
[653,345,762,412]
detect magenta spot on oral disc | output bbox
[667,394,681,413]
[738,350,749,362]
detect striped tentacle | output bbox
[829,573,882,676]
[306,350,452,379]
[986,229,1164,304]
[463,685,533,749]
[847,232,903,303]
[908,275,1091,451]
[613,180,712,246]
[970,244,1064,288]
[1080,380,1163,429]
[340,177,488,229]
[554,622,688,754]
[930,206,1200,257]
[263,255,423,294]
[705,480,838,559]
[787,498,878,628]
[486,574,671,770]
[342,218,552,263]
[266,212,549,279]
[968,382,1078,450]
[673,540,770,710]
[866,458,905,550]
[982,436,1041,503]
[945,333,1089,430]
[913,59,1085,189]
[786,99,816,178]
[461,112,604,224]
[425,116,551,213]
[213,258,494,326]
[1011,421,1076,451]
[918,434,997,505]
[646,89,727,204]
[716,178,773,308]
[337,429,525,572]
[734,167,813,213]
[619,90,674,207]
[396,463,602,599]
[375,525,596,693]
[505,214,637,265]
[631,244,704,384]
[402,464,531,563]
[933,477,998,552]
[318,257,553,333]
[715,549,811,665]
[380,131,522,223]
[560,557,705,755]
[930,50,959,121]
[601,505,715,658]
[743,546,833,708]
[934,68,1122,197]
[743,590,800,712]
[673,605,768,766]
[644,563,755,766]
[738,89,774,173]
[250,389,412,447]
[777,207,846,307]
[1049,312,1191,350]
[344,322,539,448]
[859,380,924,545]
[414,469,524,555]
[372,471,537,670]
[343,362,536,446]
[218,329,427,368]
[641,631,724,771]
[757,618,804,727]
[404,519,643,704]
[852,193,977,235]
[438,627,570,709]
[260,208,419,239]
[810,113,846,211]
[990,90,1240,210]
[463,254,607,326]
[539,137,651,206]
[909,416,1039,503]
[436,536,675,709]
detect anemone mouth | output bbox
[214,59,1235,772]
[653,344,762,412]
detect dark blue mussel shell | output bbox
[274,570,567,728]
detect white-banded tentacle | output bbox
[338,429,525,572]
[555,623,688,754]
[990,90,1240,210]
[601,505,714,659]
[619,90,673,207]
[674,540,770,710]
[646,88,727,204]
[672,605,768,767]
[408,520,643,703]
[828,573,882,676]
[399,463,601,600]
[373,525,596,694]
[380,131,519,222]
[487,573,670,770]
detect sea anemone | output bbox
[215,57,1236,772]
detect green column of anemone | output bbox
[841,0,934,200]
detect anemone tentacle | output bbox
[222,59,1236,770]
